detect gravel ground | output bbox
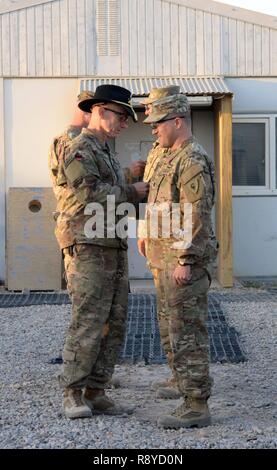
[0,287,276,449]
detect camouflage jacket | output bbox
[49,125,82,206]
[143,142,168,183]
[51,128,139,250]
[145,136,217,266]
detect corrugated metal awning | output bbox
[80,77,232,97]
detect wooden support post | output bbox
[214,95,233,287]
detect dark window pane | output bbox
[233,123,265,186]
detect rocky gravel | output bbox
[0,287,276,449]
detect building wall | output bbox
[233,197,277,276]
[1,77,216,281]
[226,78,277,277]
[0,0,277,78]
[0,77,78,281]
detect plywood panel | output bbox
[7,188,61,291]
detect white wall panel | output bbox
[52,0,61,76]
[0,0,277,77]
[187,8,196,75]
[35,6,45,76]
[162,1,171,76]
[212,15,221,75]
[204,12,213,76]
[10,12,19,76]
[154,0,163,75]
[138,0,146,76]
[129,0,138,76]
[196,10,204,76]
[2,13,11,76]
[262,28,270,76]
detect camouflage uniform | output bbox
[51,127,139,390]
[144,95,218,403]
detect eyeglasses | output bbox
[102,106,129,123]
[150,117,178,129]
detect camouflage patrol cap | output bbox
[140,85,180,105]
[143,94,190,124]
[77,90,94,104]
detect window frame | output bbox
[232,114,277,196]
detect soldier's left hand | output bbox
[173,265,192,286]
[129,160,146,177]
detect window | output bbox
[232,116,277,195]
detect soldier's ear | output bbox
[98,106,106,119]
[174,118,182,129]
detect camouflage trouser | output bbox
[59,244,128,390]
[150,254,212,400]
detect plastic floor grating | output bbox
[0,291,255,364]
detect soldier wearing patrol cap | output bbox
[138,86,182,400]
[142,92,218,429]
[50,84,149,419]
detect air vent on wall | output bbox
[97,0,120,56]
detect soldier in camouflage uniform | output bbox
[51,85,149,419]
[139,86,182,400]
[49,91,94,206]
[142,93,218,429]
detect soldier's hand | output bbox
[137,238,147,257]
[129,160,146,177]
[173,265,192,286]
[133,182,149,199]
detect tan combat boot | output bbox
[153,377,182,400]
[157,398,211,429]
[63,388,92,419]
[83,387,134,416]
